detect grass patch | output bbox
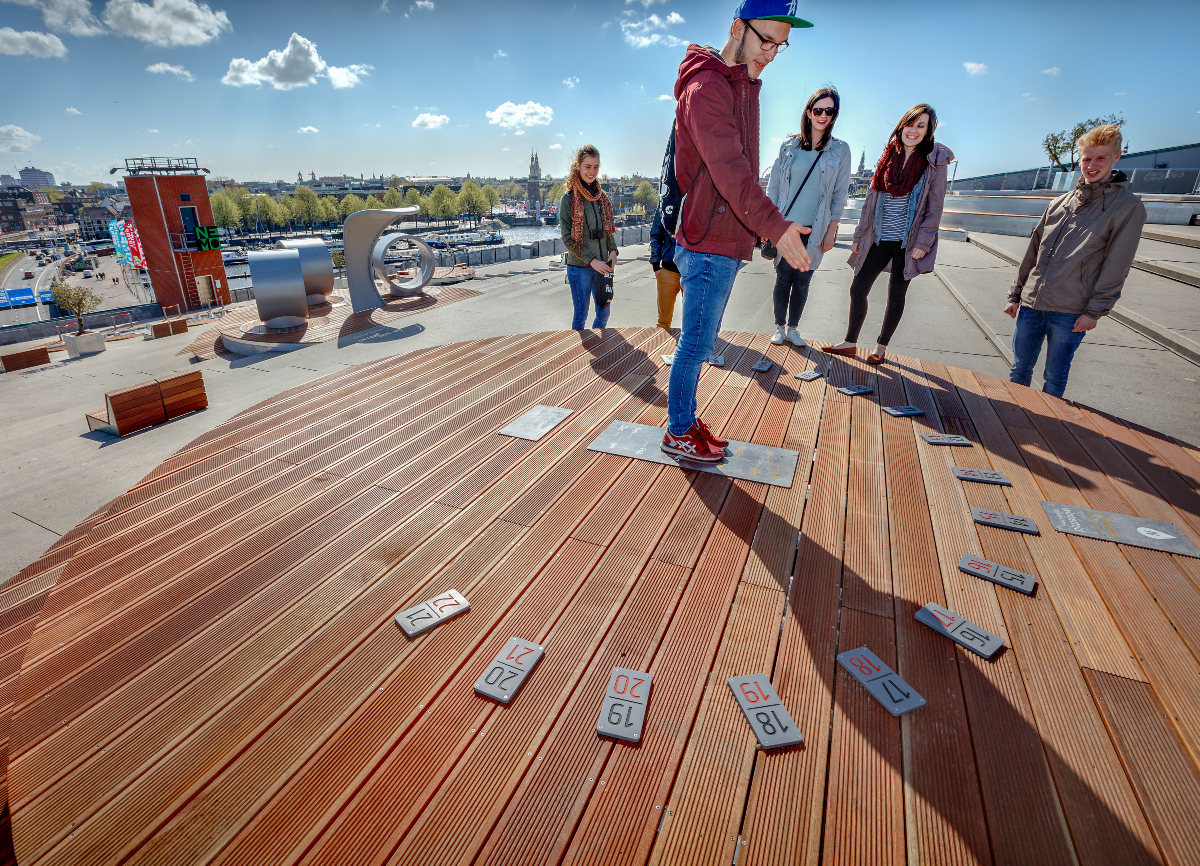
[0,251,23,277]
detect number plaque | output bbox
[727,674,803,749]
[707,355,724,367]
[921,433,972,446]
[474,637,544,703]
[394,589,470,637]
[837,384,873,396]
[957,554,1037,595]
[661,355,674,366]
[882,405,924,417]
[971,507,1039,535]
[836,647,925,716]
[952,466,1011,486]
[915,603,1004,659]
[595,667,652,743]
[795,370,823,381]
[751,358,772,373]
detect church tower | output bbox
[858,150,865,174]
[529,149,542,181]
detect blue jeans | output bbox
[1009,306,1087,398]
[568,265,610,329]
[667,246,743,436]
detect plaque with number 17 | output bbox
[837,647,925,716]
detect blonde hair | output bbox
[565,144,600,192]
[1077,124,1122,154]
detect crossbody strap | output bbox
[779,147,823,221]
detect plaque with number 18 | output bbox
[727,675,803,749]
[837,647,925,716]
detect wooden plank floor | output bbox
[5,328,1200,866]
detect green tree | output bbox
[51,279,103,335]
[386,174,403,189]
[210,190,242,230]
[383,186,404,209]
[481,183,501,211]
[363,194,383,211]
[263,195,290,230]
[456,180,488,224]
[36,186,63,202]
[85,181,106,195]
[1044,113,1126,171]
[501,181,524,201]
[292,184,322,232]
[632,180,658,212]
[319,196,339,225]
[339,193,366,221]
[546,181,566,205]
[429,185,458,225]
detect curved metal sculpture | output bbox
[275,238,335,304]
[342,206,434,313]
[247,249,308,328]
[371,233,436,298]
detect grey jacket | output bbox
[1008,171,1146,319]
[765,136,851,272]
[559,193,618,268]
[849,141,954,280]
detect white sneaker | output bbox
[770,327,786,345]
[786,329,807,347]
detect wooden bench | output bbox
[0,346,52,372]
[85,370,206,436]
[150,319,190,340]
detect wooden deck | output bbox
[3,327,1200,866]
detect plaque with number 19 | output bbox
[596,667,652,743]
[727,675,803,749]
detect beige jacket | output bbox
[1009,171,1146,319]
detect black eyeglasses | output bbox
[810,106,837,117]
[743,19,789,54]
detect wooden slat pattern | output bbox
[1,348,51,372]
[5,329,1200,866]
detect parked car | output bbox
[83,269,93,278]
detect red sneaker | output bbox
[661,424,725,462]
[695,417,729,449]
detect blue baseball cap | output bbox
[733,0,814,28]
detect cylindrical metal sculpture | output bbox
[247,249,308,328]
[275,238,335,305]
[371,234,436,297]
[343,206,434,313]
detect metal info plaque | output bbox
[498,406,572,441]
[587,421,799,488]
[727,675,803,749]
[837,647,925,716]
[795,370,823,381]
[707,355,724,367]
[957,554,1037,595]
[596,667,652,743]
[921,433,972,446]
[882,405,924,417]
[751,358,773,373]
[394,589,470,638]
[1040,501,1200,558]
[952,466,1011,486]
[972,507,1039,535]
[474,637,544,703]
[915,603,1004,659]
[837,385,873,396]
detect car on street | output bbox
[83,269,93,278]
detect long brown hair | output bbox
[565,144,601,193]
[887,103,937,157]
[794,87,840,152]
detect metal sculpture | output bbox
[342,206,435,313]
[372,233,436,298]
[247,249,308,328]
[275,238,335,304]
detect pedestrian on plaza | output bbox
[663,0,814,463]
[1004,124,1145,397]
[823,103,953,364]
[765,85,852,348]
[649,203,679,329]
[559,144,619,330]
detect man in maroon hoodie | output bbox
[662,1,814,463]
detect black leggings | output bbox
[846,240,911,346]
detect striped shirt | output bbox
[878,191,910,242]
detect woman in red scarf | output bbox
[559,144,619,329]
[823,103,954,363]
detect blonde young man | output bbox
[1004,124,1146,397]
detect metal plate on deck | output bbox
[1040,501,1200,558]
[837,647,925,716]
[728,675,803,749]
[587,420,799,488]
[394,589,470,637]
[596,667,652,743]
[795,370,823,381]
[952,466,1011,486]
[972,507,1039,534]
[751,359,772,372]
[957,554,1037,595]
[915,603,1004,659]
[473,637,544,703]
[882,405,924,417]
[707,355,724,367]
[921,433,972,446]
[837,385,873,396]
[498,406,573,441]
[661,354,674,365]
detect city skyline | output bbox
[2,0,1199,185]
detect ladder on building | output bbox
[179,250,200,311]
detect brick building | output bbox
[123,158,230,312]
[78,200,126,240]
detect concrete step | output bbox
[966,233,1200,366]
[1143,225,1200,248]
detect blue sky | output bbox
[3,0,1199,185]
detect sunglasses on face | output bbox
[810,107,837,118]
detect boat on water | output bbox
[221,251,249,265]
[424,229,505,249]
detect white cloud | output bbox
[1114,91,1126,96]
[2,0,103,36]
[963,61,987,76]
[501,147,510,151]
[297,125,318,134]
[327,63,372,88]
[104,0,231,47]
[514,128,525,135]
[486,100,553,128]
[494,48,506,58]
[548,143,562,150]
[0,124,40,153]
[1020,92,1037,101]
[65,106,81,114]
[146,60,194,81]
[625,0,667,5]
[222,32,325,89]
[621,12,686,49]
[563,76,579,88]
[404,0,432,14]
[147,128,159,132]
[0,27,67,57]
[656,94,672,101]
[770,136,782,143]
[1042,66,1060,76]
[412,112,448,129]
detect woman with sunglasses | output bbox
[823,103,953,363]
[764,86,851,347]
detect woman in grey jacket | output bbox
[765,87,852,347]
